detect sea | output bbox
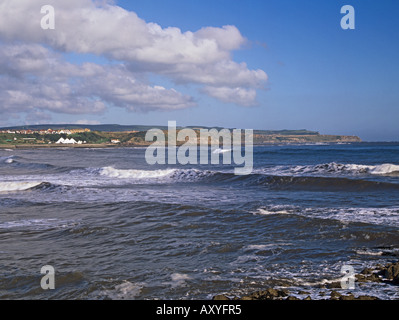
[0,142,398,300]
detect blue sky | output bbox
[0,0,398,141]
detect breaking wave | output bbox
[0,156,72,173]
[0,218,77,230]
[369,163,399,175]
[253,205,399,227]
[96,167,225,183]
[259,162,399,176]
[3,162,398,192]
[99,167,176,179]
[0,155,17,164]
[79,166,399,191]
[0,181,51,192]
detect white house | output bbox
[65,138,77,144]
[56,138,78,144]
[58,130,72,135]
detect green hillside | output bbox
[0,124,361,146]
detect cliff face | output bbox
[252,134,361,144]
[125,130,362,145]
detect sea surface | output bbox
[0,143,398,300]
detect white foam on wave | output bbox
[98,166,218,182]
[171,273,191,285]
[246,244,274,250]
[254,205,399,227]
[254,208,291,216]
[245,243,292,251]
[355,249,384,256]
[288,162,371,175]
[0,181,44,192]
[170,168,218,181]
[369,163,399,175]
[0,218,77,230]
[100,281,144,300]
[99,167,176,179]
[257,162,399,176]
[252,205,296,216]
[0,155,15,164]
[162,273,192,288]
[1,168,220,194]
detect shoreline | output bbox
[0,143,124,149]
[0,141,382,150]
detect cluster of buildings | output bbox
[56,137,86,145]
[0,128,91,135]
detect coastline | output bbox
[0,141,367,150]
[0,143,122,149]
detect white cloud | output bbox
[202,87,258,107]
[161,60,267,89]
[0,0,268,116]
[0,44,195,120]
[0,1,238,64]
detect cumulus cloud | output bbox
[0,44,194,118]
[0,0,268,120]
[0,1,242,64]
[202,87,258,107]
[161,60,267,88]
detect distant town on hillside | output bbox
[0,124,361,147]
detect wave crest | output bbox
[0,181,49,192]
[99,167,176,179]
[260,162,399,176]
[97,167,221,183]
[0,155,16,164]
[369,164,399,175]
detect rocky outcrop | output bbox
[353,261,399,285]
[381,262,399,284]
[240,288,289,300]
[212,289,380,301]
[212,261,399,301]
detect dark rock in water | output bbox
[383,262,399,284]
[360,268,373,275]
[369,261,399,284]
[326,281,341,289]
[330,290,342,300]
[355,272,381,283]
[356,295,380,300]
[286,296,300,300]
[339,293,355,300]
[213,294,230,301]
[215,261,398,301]
[231,287,381,301]
[330,290,379,301]
[298,290,310,295]
[239,288,289,300]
